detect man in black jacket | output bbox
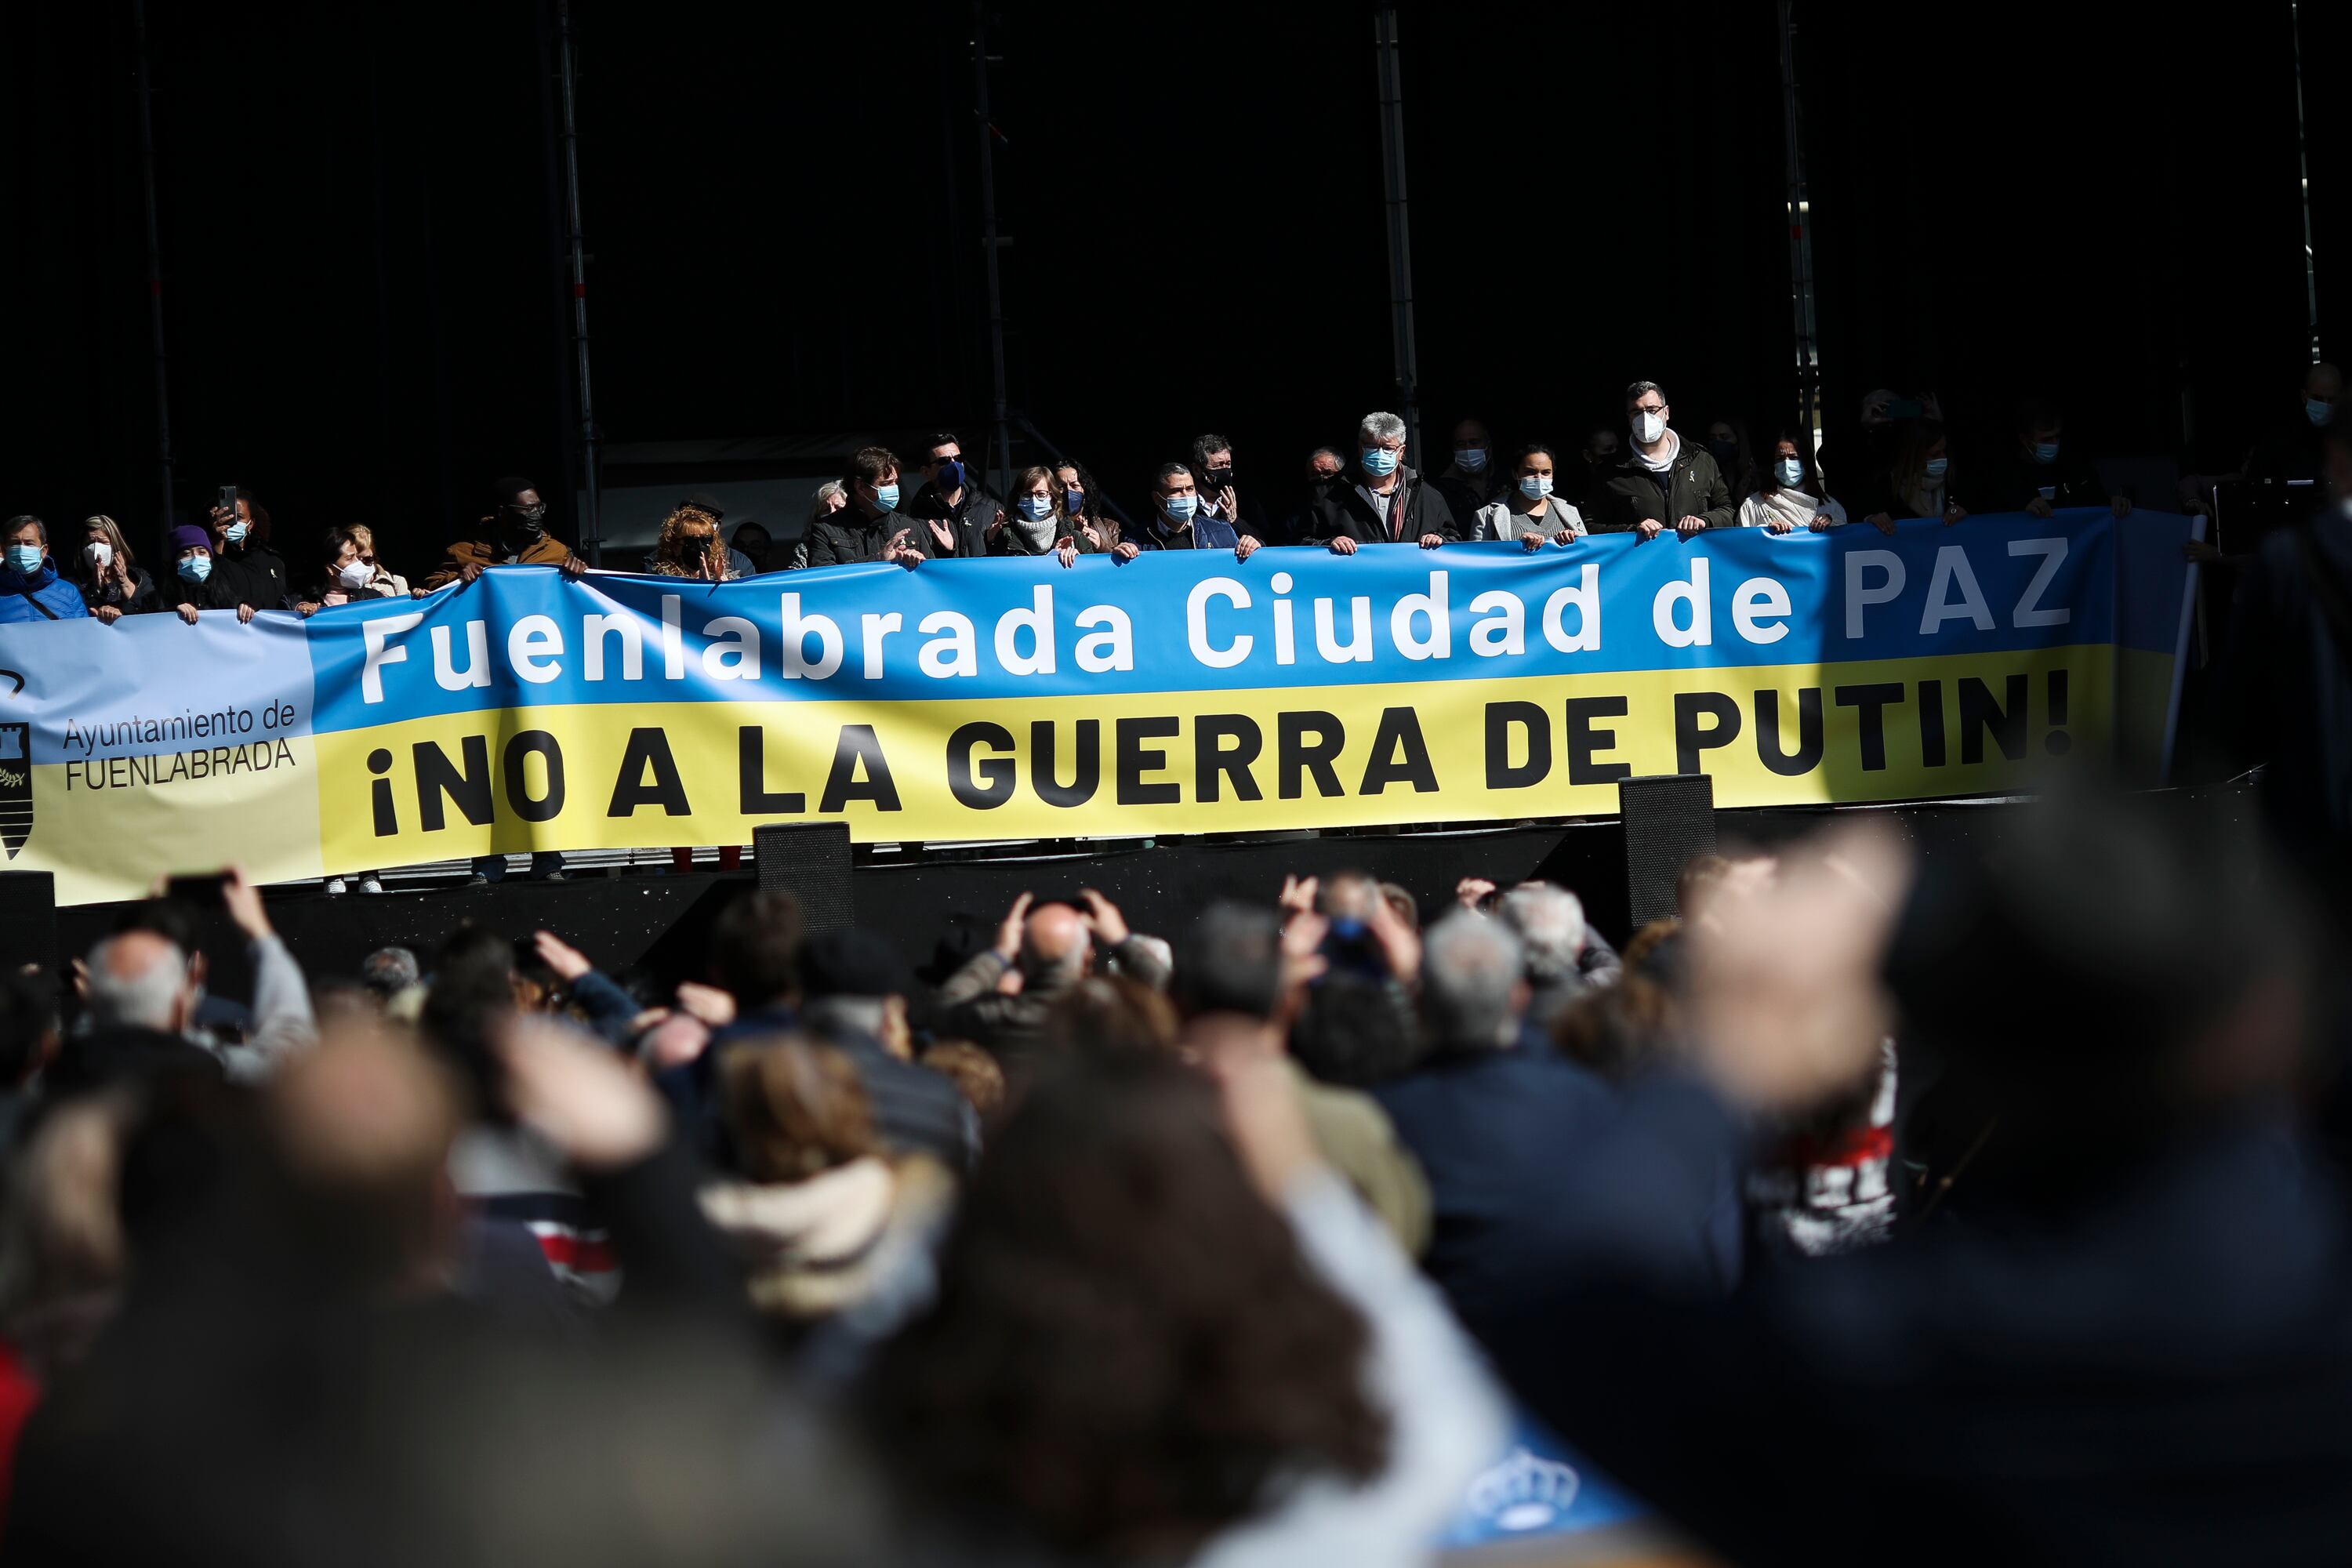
[1586,380,1737,539]
[903,431,1004,559]
[801,446,923,568]
[1300,411,1459,554]
[1973,399,2131,519]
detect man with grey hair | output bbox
[89,869,318,1083]
[1498,882,1592,1031]
[1588,379,1737,539]
[60,929,223,1094]
[1300,411,1459,554]
[1374,909,1621,1330]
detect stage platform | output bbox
[42,783,2261,999]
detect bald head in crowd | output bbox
[1021,902,1092,985]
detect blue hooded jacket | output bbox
[0,558,93,623]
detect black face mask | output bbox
[502,503,547,536]
[1588,450,1618,467]
[1707,439,1740,465]
[1206,466,1235,490]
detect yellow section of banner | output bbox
[309,645,2109,869]
[12,732,325,906]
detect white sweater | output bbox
[1193,1171,1509,1568]
[1738,488,1847,531]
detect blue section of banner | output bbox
[3,612,315,764]
[303,511,2131,733]
[1435,1411,1647,1548]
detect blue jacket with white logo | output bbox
[0,559,93,623]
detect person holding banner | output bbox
[1975,400,2131,520]
[1737,432,1846,533]
[1137,463,1257,558]
[0,516,90,625]
[1468,445,1585,549]
[1301,412,1459,554]
[1051,459,1120,554]
[805,448,925,568]
[419,477,587,591]
[1586,381,1737,540]
[993,466,1083,564]
[164,525,258,625]
[1852,420,1969,535]
[296,524,410,617]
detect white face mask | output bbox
[1519,474,1553,500]
[1632,410,1666,445]
[85,540,113,568]
[337,560,374,590]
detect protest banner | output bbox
[0,510,2198,904]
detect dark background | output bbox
[4,0,2343,575]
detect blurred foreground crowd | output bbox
[0,779,2340,1566]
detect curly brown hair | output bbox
[862,1053,1388,1559]
[651,503,731,579]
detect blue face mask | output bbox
[178,555,212,583]
[1360,446,1400,477]
[1163,494,1200,524]
[935,458,965,492]
[1063,488,1085,516]
[223,521,250,543]
[5,545,42,575]
[1923,457,1950,481]
[1777,458,1805,487]
[1017,495,1054,522]
[1455,447,1489,474]
[2032,441,2060,464]
[1519,475,1553,500]
[873,484,900,513]
[2309,399,2336,427]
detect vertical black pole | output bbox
[132,0,175,547]
[974,3,1012,499]
[2291,2,2321,362]
[1778,0,1822,451]
[1375,5,1421,461]
[556,0,601,563]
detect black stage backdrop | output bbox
[4,0,2345,577]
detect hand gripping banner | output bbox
[0,510,2199,905]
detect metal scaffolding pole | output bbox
[555,0,601,563]
[974,3,1013,500]
[132,0,175,548]
[1374,4,1421,460]
[2290,1,2320,361]
[1778,0,1823,450]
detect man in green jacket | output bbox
[1587,379,1738,539]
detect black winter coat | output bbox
[1587,441,1737,533]
[1299,464,1460,546]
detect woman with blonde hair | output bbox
[68,516,158,621]
[641,503,739,580]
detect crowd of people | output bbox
[0,775,2343,1564]
[9,364,2343,630]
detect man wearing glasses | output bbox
[1588,381,1737,541]
[1299,411,1460,555]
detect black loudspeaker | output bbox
[753,822,855,932]
[1618,775,1716,931]
[0,871,56,975]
